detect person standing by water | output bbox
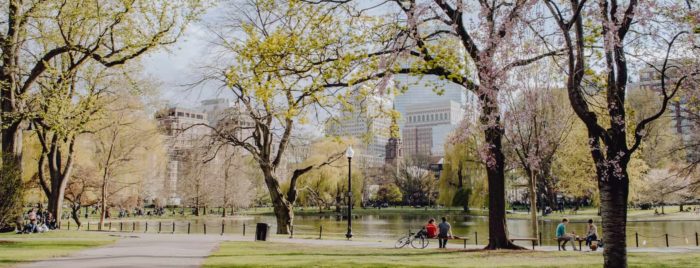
[437,217,452,248]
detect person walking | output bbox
[437,217,452,249]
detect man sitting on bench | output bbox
[556,218,577,250]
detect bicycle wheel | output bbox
[395,235,410,248]
[411,236,429,249]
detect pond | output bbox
[90,212,700,248]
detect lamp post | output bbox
[345,146,354,239]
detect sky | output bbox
[141,3,230,109]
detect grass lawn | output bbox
[204,242,700,268]
[0,230,116,267]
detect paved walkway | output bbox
[20,234,224,268]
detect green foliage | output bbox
[438,134,486,209]
[296,138,363,209]
[452,188,472,209]
[374,183,402,203]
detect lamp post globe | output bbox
[345,146,354,239]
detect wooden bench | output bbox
[509,237,538,250]
[426,237,470,249]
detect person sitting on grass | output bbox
[585,219,598,248]
[556,218,577,250]
[45,212,57,230]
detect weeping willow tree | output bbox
[438,123,487,212]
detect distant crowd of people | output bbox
[16,204,57,234]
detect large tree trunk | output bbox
[47,187,66,226]
[481,90,521,250]
[262,170,294,234]
[272,202,293,234]
[599,166,629,268]
[483,125,520,249]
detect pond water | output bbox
[91,212,700,248]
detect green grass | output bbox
[0,231,116,267]
[204,241,700,268]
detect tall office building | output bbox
[155,107,210,205]
[402,100,463,157]
[199,98,234,126]
[326,94,393,168]
[393,75,473,126]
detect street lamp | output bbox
[345,146,354,239]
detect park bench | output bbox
[509,237,538,250]
[426,237,470,249]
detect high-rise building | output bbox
[155,107,210,205]
[198,98,256,142]
[393,75,474,127]
[199,98,234,126]
[402,100,463,157]
[326,94,393,168]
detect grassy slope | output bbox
[204,242,700,268]
[0,231,115,267]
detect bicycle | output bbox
[395,230,429,249]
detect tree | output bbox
[374,183,402,204]
[439,123,484,212]
[64,164,98,228]
[504,79,575,244]
[200,0,380,234]
[310,0,559,248]
[543,0,699,266]
[179,137,218,216]
[92,93,164,229]
[0,0,201,220]
[31,63,112,226]
[297,138,356,213]
[638,168,693,214]
[393,154,435,206]
[212,146,254,217]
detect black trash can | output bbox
[255,223,270,241]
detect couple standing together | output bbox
[423,217,453,248]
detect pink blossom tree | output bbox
[309,0,560,249]
[544,0,699,266]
